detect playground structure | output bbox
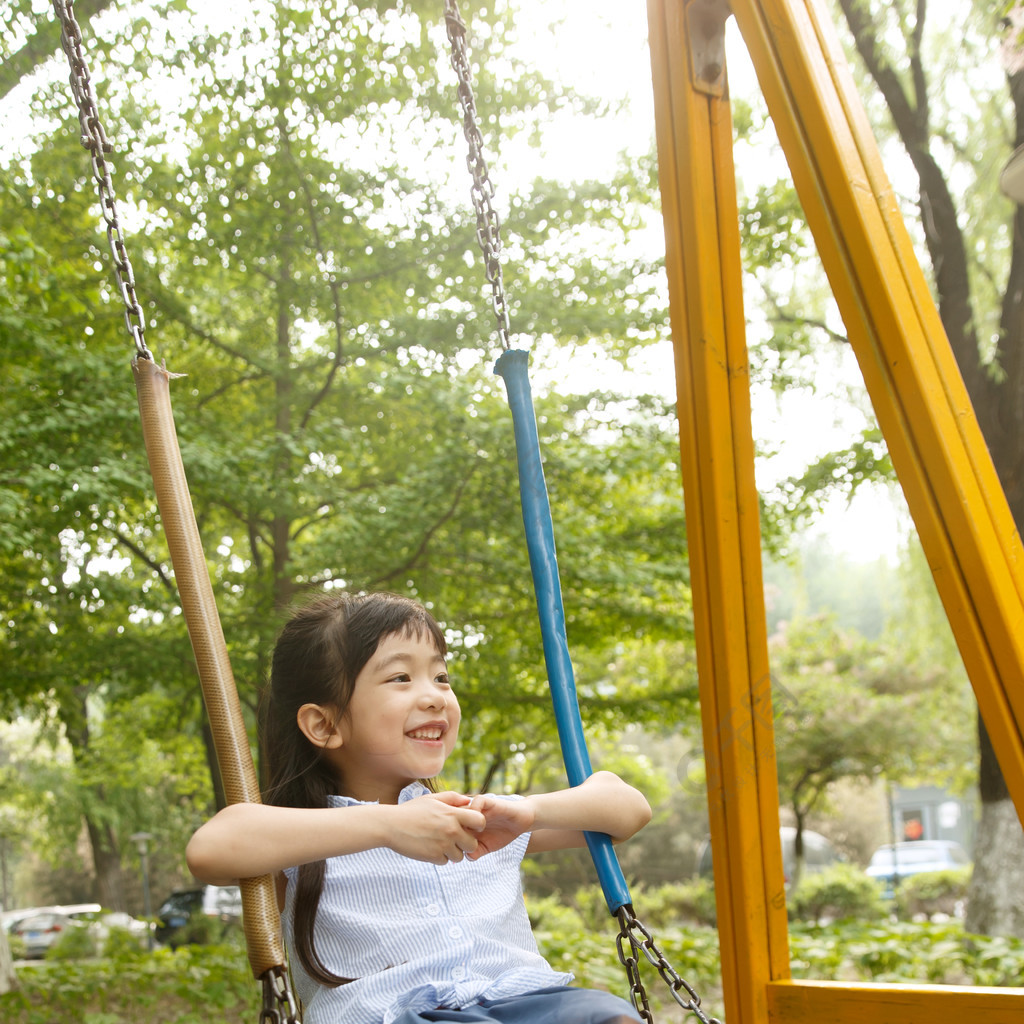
[647,0,1024,1022]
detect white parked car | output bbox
[865,839,971,897]
[69,908,152,945]
[5,903,150,957]
[698,826,841,886]
[11,911,83,959]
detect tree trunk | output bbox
[61,690,128,912]
[962,720,1024,937]
[790,811,807,892]
[967,800,1024,932]
[86,817,126,912]
[966,718,1024,932]
[201,718,228,812]
[837,0,1024,937]
[0,928,14,993]
[961,5,1024,938]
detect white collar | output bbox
[326,780,430,807]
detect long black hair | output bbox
[260,591,447,985]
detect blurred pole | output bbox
[0,834,9,912]
[129,832,154,951]
[886,782,901,906]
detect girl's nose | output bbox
[418,683,447,709]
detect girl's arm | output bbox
[525,770,651,852]
[186,791,487,885]
[469,771,652,856]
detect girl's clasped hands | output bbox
[384,769,640,866]
[385,790,536,865]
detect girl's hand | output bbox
[387,791,486,865]
[464,794,536,857]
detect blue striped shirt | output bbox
[283,783,572,1024]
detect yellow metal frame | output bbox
[645,0,1024,1022]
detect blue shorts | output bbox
[391,986,643,1024]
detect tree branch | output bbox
[108,527,176,597]
[146,281,271,374]
[368,466,478,588]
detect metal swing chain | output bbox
[443,0,511,351]
[616,906,722,1024]
[444,4,721,1022]
[51,0,153,362]
[260,966,301,1024]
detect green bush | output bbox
[45,924,97,961]
[789,863,889,923]
[569,885,617,932]
[894,867,970,919]
[548,880,719,934]
[531,902,725,1021]
[102,924,148,958]
[626,880,718,929]
[526,894,586,932]
[165,914,242,948]
[964,932,1024,986]
[789,918,1024,985]
[4,942,258,1023]
[3,910,1023,1023]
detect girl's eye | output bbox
[387,673,411,683]
[436,674,450,687]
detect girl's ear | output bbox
[296,703,344,749]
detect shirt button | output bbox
[451,966,466,980]
[449,927,462,939]
[426,904,440,916]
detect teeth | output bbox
[409,728,442,740]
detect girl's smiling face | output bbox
[329,629,460,803]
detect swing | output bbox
[53,1,719,1021]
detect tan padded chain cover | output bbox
[133,357,286,979]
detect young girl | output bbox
[187,591,651,1024]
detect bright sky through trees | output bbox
[0,0,908,559]
[522,1,909,562]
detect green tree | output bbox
[738,0,1024,935]
[1,166,191,907]
[1,0,119,101]
[770,616,967,888]
[1,0,692,906]
[762,535,901,640]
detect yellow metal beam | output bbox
[647,0,1024,1023]
[768,980,1024,1024]
[646,4,788,1024]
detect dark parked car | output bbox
[155,885,243,947]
